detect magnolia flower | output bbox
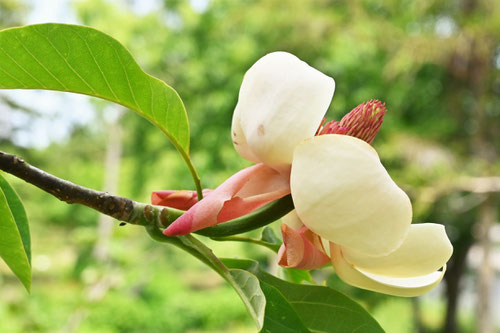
[157,51,453,297]
[282,134,453,296]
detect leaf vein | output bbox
[70,27,119,100]
[13,35,68,90]
[265,315,303,332]
[33,28,98,94]
[351,323,371,333]
[0,43,47,88]
[0,66,27,88]
[290,300,362,314]
[108,40,140,110]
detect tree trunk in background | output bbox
[443,240,472,333]
[476,197,496,333]
[60,108,123,333]
[93,109,123,261]
[411,298,424,333]
[461,0,497,329]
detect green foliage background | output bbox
[1,0,499,332]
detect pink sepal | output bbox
[152,189,212,210]
[164,163,290,236]
[278,224,330,270]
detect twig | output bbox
[0,150,183,227]
[211,235,281,253]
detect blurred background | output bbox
[0,0,499,332]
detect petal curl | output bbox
[331,243,446,297]
[281,210,304,230]
[342,223,453,277]
[291,135,412,256]
[152,189,212,210]
[278,225,330,269]
[164,164,290,236]
[282,210,332,257]
[232,52,335,171]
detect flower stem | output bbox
[178,149,203,201]
[196,194,294,237]
[210,236,281,253]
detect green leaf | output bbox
[281,267,315,284]
[0,173,31,292]
[228,268,310,333]
[0,23,189,156]
[0,174,30,264]
[259,280,310,333]
[261,226,281,245]
[223,258,384,333]
[229,269,266,330]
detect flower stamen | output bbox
[317,119,349,136]
[340,99,387,144]
[316,99,387,144]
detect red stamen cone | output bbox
[317,120,349,136]
[339,99,387,144]
[316,99,387,144]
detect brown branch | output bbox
[0,150,182,227]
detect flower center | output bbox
[316,99,387,144]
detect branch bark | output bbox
[0,150,182,227]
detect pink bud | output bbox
[164,163,290,236]
[152,189,212,210]
[277,224,330,270]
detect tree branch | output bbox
[0,150,293,237]
[0,150,183,227]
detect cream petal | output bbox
[342,223,453,277]
[231,52,335,170]
[231,114,260,163]
[331,243,446,297]
[282,210,304,230]
[291,135,412,256]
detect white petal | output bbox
[231,113,260,163]
[282,210,304,230]
[343,223,453,277]
[231,52,335,170]
[331,243,446,297]
[291,135,412,256]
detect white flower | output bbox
[231,51,453,297]
[231,52,335,172]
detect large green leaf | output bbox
[223,258,384,333]
[0,173,31,291]
[228,269,266,329]
[0,23,189,155]
[259,280,310,333]
[228,268,310,332]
